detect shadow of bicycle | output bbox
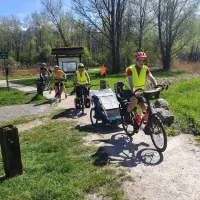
[92,133,163,167]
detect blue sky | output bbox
[0,0,72,20]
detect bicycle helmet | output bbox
[136,52,147,59]
[41,62,47,66]
[78,63,84,68]
[55,65,59,70]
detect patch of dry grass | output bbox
[172,60,200,73]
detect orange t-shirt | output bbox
[52,70,65,82]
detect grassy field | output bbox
[0,120,126,200]
[160,78,200,134]
[0,88,46,107]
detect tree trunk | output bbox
[163,48,171,71]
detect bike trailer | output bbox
[90,88,121,121]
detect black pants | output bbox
[123,90,146,103]
[76,85,89,98]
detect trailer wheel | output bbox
[90,108,98,126]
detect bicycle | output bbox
[116,83,168,152]
[75,84,90,114]
[54,78,65,103]
[43,75,53,94]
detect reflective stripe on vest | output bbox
[76,70,88,85]
[123,64,147,90]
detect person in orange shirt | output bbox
[52,65,68,98]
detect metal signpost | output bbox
[0,52,9,91]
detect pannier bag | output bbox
[85,97,91,108]
[74,97,81,109]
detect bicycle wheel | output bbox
[149,115,167,152]
[57,84,62,103]
[90,108,98,125]
[120,105,135,136]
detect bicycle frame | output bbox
[54,78,64,102]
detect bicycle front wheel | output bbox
[149,115,167,152]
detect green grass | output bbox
[160,78,200,134]
[0,121,125,200]
[0,75,37,80]
[0,88,46,107]
[9,78,38,86]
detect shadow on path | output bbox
[92,133,163,168]
[51,108,87,120]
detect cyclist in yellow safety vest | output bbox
[123,52,158,121]
[74,63,90,98]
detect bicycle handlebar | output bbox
[154,83,168,91]
[54,78,65,81]
[132,83,168,96]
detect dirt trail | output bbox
[0,80,200,200]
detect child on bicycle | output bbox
[123,52,158,123]
[74,63,90,98]
[52,65,68,98]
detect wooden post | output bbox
[0,125,23,177]
[100,80,106,89]
[36,79,43,95]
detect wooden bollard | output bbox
[0,125,23,177]
[100,80,106,89]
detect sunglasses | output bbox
[137,59,145,63]
[55,68,59,70]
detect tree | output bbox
[154,0,200,71]
[41,0,70,46]
[73,0,128,73]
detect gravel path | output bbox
[0,104,51,122]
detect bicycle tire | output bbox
[57,83,62,103]
[90,108,98,125]
[149,115,167,152]
[120,105,135,136]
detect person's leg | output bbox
[76,86,81,98]
[54,82,58,97]
[62,85,68,98]
[138,103,148,121]
[127,96,138,113]
[84,85,89,97]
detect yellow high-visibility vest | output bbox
[76,70,88,85]
[123,64,147,90]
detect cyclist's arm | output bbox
[85,72,90,84]
[126,68,134,93]
[147,73,157,86]
[74,73,77,85]
[128,76,134,93]
[63,72,66,80]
